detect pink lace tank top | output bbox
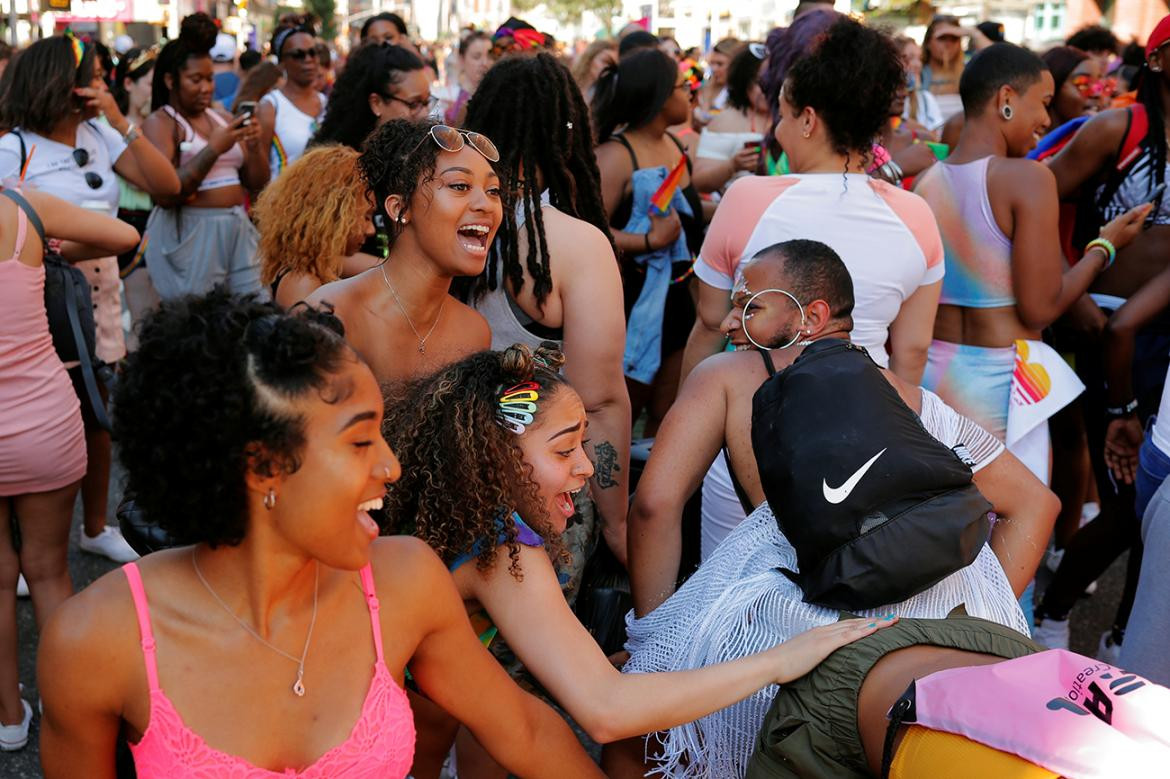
[123,562,416,778]
[161,106,245,192]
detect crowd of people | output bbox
[3,5,1170,776]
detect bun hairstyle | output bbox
[784,17,904,162]
[113,288,352,548]
[151,12,217,110]
[358,119,444,247]
[381,341,570,578]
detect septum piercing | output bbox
[743,288,807,351]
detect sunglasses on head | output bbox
[284,47,318,61]
[407,124,500,162]
[72,148,103,190]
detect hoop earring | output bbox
[742,288,807,351]
[263,489,277,511]
[1001,104,1013,121]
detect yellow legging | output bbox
[890,725,1059,779]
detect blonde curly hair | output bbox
[254,144,373,286]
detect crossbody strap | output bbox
[1,188,46,244]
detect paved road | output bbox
[3,468,1130,777]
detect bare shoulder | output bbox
[688,350,769,395]
[543,210,617,270]
[448,298,491,348]
[989,156,1055,196]
[305,270,369,312]
[367,537,456,625]
[39,565,143,691]
[594,139,632,173]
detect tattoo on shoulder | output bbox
[592,441,622,489]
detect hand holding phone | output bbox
[235,101,257,126]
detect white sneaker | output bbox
[79,525,140,563]
[1097,631,1123,665]
[1033,616,1071,650]
[0,699,32,751]
[15,575,27,598]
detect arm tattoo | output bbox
[592,441,622,489]
[178,146,222,195]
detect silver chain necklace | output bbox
[191,549,319,697]
[380,262,445,353]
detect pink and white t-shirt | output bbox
[695,173,945,367]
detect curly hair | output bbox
[0,36,97,135]
[113,288,351,547]
[725,42,765,112]
[151,13,217,111]
[381,343,569,577]
[462,52,614,309]
[311,43,425,151]
[785,17,904,162]
[358,119,447,247]
[254,145,372,287]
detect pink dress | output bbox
[0,199,86,496]
[124,562,416,778]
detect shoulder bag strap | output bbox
[0,188,45,244]
[61,266,112,432]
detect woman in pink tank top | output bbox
[140,14,269,302]
[0,189,138,750]
[36,291,604,777]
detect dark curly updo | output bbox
[151,12,217,111]
[784,17,904,163]
[382,342,569,578]
[113,288,352,547]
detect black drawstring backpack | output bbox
[750,339,993,610]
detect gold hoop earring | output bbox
[263,488,277,511]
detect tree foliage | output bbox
[512,0,622,33]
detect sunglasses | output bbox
[72,148,103,190]
[382,93,439,113]
[1070,74,1117,98]
[407,124,500,162]
[284,47,318,62]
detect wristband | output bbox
[1105,398,1139,418]
[1086,237,1116,270]
[122,123,139,145]
[644,232,652,253]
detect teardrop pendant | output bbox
[293,667,306,697]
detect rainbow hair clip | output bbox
[64,29,85,70]
[678,58,703,96]
[497,381,540,435]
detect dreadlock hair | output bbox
[311,42,425,150]
[461,52,614,309]
[151,13,217,111]
[254,145,372,288]
[0,36,97,135]
[357,119,445,252]
[381,342,570,577]
[591,47,678,142]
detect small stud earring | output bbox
[802,129,811,139]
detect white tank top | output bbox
[261,89,325,180]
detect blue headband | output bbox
[273,27,302,58]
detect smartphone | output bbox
[236,101,257,126]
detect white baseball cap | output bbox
[210,33,237,63]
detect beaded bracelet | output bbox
[1085,237,1117,270]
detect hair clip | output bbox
[497,381,540,435]
[566,121,573,130]
[64,29,85,70]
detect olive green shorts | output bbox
[745,609,1042,779]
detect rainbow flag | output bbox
[1006,339,1084,446]
[648,155,687,217]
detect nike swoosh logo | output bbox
[822,449,887,504]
